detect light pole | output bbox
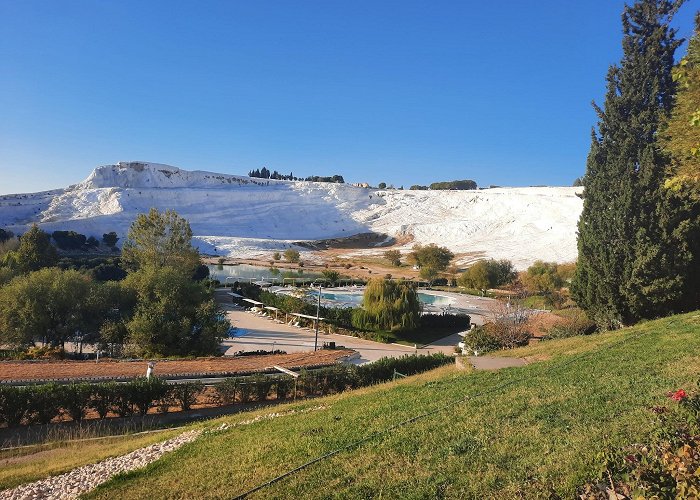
[314,282,322,351]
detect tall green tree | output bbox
[351,278,420,332]
[572,0,695,327]
[123,266,228,356]
[13,224,58,273]
[664,12,700,193]
[0,268,93,348]
[121,208,200,275]
[411,244,454,281]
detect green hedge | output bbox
[0,354,453,427]
[211,354,453,403]
[0,378,203,427]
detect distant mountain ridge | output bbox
[0,161,584,269]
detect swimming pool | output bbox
[318,291,454,308]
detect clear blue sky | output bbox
[0,1,697,194]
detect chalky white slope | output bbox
[0,162,583,269]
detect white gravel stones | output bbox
[0,405,330,499]
[0,429,201,500]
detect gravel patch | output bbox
[0,429,202,500]
[0,405,329,499]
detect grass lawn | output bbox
[78,311,700,499]
[391,327,462,346]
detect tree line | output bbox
[248,167,345,184]
[0,209,228,357]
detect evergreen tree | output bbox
[572,0,693,327]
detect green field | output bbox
[74,311,700,499]
[3,312,698,498]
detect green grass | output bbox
[78,311,700,499]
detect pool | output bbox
[318,291,454,308]
[208,264,320,282]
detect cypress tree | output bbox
[572,0,690,328]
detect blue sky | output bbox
[0,0,697,194]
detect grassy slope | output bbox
[79,312,700,498]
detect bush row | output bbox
[0,354,452,427]
[0,377,205,427]
[214,353,453,404]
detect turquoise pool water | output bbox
[319,291,453,308]
[208,264,320,281]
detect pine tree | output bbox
[572,0,691,327]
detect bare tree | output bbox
[484,298,537,349]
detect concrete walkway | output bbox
[468,356,527,370]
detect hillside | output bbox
[0,161,583,269]
[77,312,700,499]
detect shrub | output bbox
[521,261,564,293]
[321,270,340,285]
[411,244,454,281]
[459,259,516,290]
[27,384,64,425]
[429,179,477,190]
[251,374,273,401]
[214,378,239,405]
[102,232,119,247]
[581,383,700,498]
[123,377,169,416]
[19,346,64,360]
[52,230,87,250]
[355,354,452,386]
[283,249,300,263]
[420,313,471,332]
[60,383,92,422]
[384,250,401,267]
[272,252,281,261]
[461,326,504,355]
[238,379,255,403]
[0,386,32,426]
[275,377,295,400]
[91,383,117,419]
[170,381,204,411]
[543,311,596,340]
[298,369,316,396]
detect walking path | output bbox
[468,356,528,370]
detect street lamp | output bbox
[314,282,322,351]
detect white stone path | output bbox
[0,405,327,500]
